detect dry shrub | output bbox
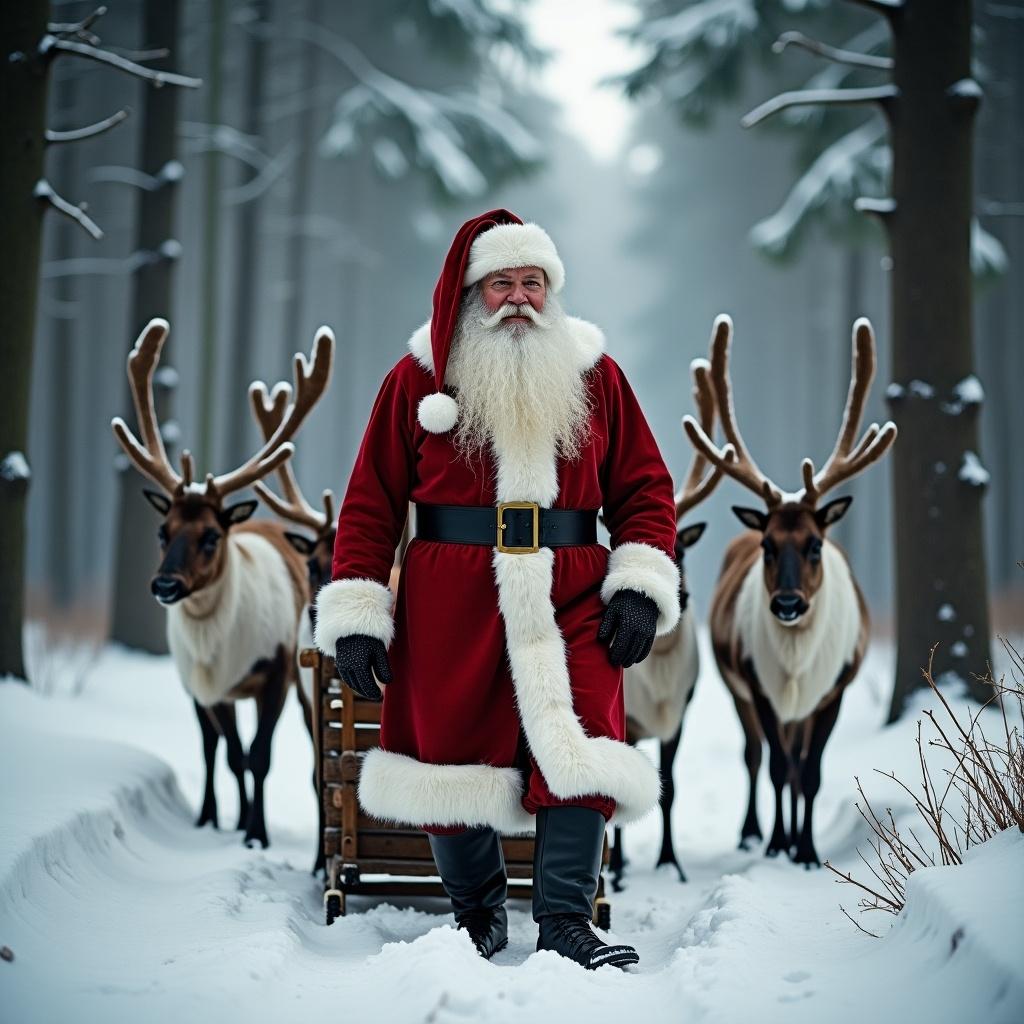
[24,619,103,697]
[825,638,1024,936]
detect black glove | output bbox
[597,588,659,668]
[334,634,392,702]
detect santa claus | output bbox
[314,210,679,969]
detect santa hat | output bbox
[417,209,567,434]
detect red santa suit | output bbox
[314,211,680,834]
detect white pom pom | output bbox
[417,392,459,433]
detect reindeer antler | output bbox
[798,318,897,507]
[250,378,332,532]
[112,319,186,495]
[675,357,731,519]
[210,326,335,498]
[682,315,784,508]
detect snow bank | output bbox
[1,638,1021,1023]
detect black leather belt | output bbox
[415,502,598,554]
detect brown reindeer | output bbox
[610,355,732,888]
[683,315,896,866]
[111,318,334,848]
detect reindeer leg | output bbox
[655,724,686,881]
[296,660,325,875]
[749,684,790,857]
[609,825,625,892]
[244,647,288,849]
[194,701,220,828]
[212,702,249,831]
[733,694,763,849]
[793,692,844,868]
[787,727,802,858]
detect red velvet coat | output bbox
[314,317,680,832]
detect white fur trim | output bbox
[494,547,661,825]
[417,391,459,433]
[463,223,566,293]
[358,748,535,834]
[313,577,394,654]
[601,541,681,636]
[409,320,433,371]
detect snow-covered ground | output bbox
[2,630,1022,1023]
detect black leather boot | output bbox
[533,806,639,970]
[428,827,509,959]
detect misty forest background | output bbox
[5,0,1023,717]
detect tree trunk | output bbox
[47,66,80,610]
[196,0,225,475]
[225,0,271,469]
[280,0,322,353]
[108,0,185,653]
[0,0,50,681]
[886,0,992,719]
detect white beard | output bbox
[445,288,593,467]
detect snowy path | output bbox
[2,635,1021,1023]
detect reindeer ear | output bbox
[143,489,171,516]
[222,499,258,526]
[815,495,853,530]
[285,531,316,555]
[732,506,768,532]
[679,522,707,549]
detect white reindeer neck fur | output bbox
[734,541,861,723]
[624,606,699,743]
[166,531,299,707]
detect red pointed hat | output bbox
[416,208,567,433]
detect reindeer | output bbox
[111,318,334,849]
[682,315,896,867]
[609,355,730,889]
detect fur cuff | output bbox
[601,542,681,636]
[358,748,535,834]
[313,577,394,655]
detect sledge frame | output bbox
[300,647,611,928]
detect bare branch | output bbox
[855,196,896,219]
[46,108,129,145]
[88,160,183,191]
[33,180,103,240]
[43,37,202,89]
[49,5,107,38]
[742,85,897,129]
[773,32,893,70]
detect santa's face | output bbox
[480,266,546,327]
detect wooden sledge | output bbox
[299,647,611,928]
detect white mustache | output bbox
[477,302,550,330]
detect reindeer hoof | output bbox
[195,808,218,829]
[792,847,821,868]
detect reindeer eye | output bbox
[199,528,221,554]
[761,537,776,564]
[807,538,823,565]
[157,525,169,548]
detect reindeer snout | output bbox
[151,575,187,605]
[770,592,808,623]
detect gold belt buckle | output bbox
[496,501,540,554]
